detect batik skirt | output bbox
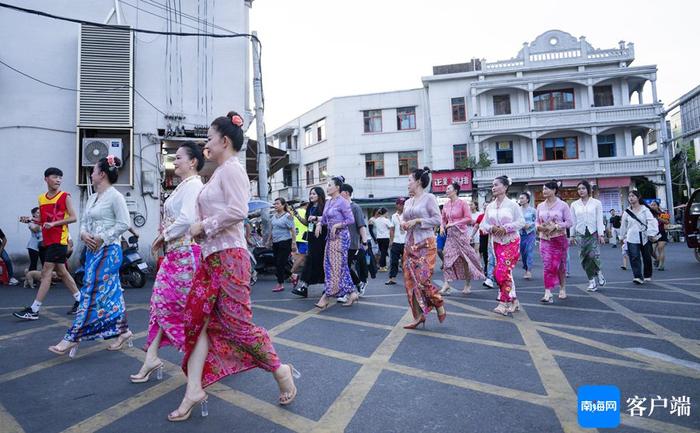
[402,235,443,318]
[578,230,601,280]
[323,228,355,297]
[442,226,485,282]
[494,239,520,303]
[182,248,281,388]
[64,244,128,342]
[540,235,568,289]
[146,244,201,351]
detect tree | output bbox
[457,151,493,170]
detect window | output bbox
[363,110,382,133]
[365,153,384,177]
[316,119,326,142]
[451,97,466,122]
[453,144,468,168]
[397,107,416,130]
[304,127,313,147]
[318,159,328,181]
[283,166,293,187]
[537,137,579,161]
[594,85,614,107]
[493,95,512,115]
[597,134,616,157]
[533,88,575,111]
[305,163,314,186]
[496,141,513,164]
[398,151,418,175]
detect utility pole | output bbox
[659,114,676,224]
[252,31,268,201]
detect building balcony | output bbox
[287,148,301,165]
[277,186,303,201]
[470,104,660,137]
[473,155,664,184]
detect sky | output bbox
[250,0,700,130]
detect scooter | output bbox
[73,236,148,288]
[252,246,293,281]
[684,189,700,263]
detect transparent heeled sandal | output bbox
[168,395,208,422]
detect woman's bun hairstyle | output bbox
[210,110,245,151]
[412,166,432,189]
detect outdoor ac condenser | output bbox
[81,138,123,167]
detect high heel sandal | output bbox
[493,302,511,316]
[403,317,426,329]
[341,293,359,307]
[437,307,447,323]
[314,298,330,310]
[107,330,134,351]
[167,394,208,422]
[540,294,554,304]
[509,299,521,312]
[130,361,164,383]
[277,364,301,406]
[48,341,79,358]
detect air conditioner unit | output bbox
[81,138,123,167]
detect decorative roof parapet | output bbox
[483,30,634,72]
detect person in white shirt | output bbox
[569,180,606,291]
[620,190,658,284]
[373,208,392,272]
[386,197,407,285]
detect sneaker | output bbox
[597,273,606,287]
[587,279,597,291]
[272,284,285,293]
[13,307,39,321]
[357,282,367,297]
[632,278,644,285]
[67,301,79,315]
[336,295,348,303]
[483,278,495,289]
[644,277,652,282]
[8,277,19,286]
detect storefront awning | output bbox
[245,139,289,181]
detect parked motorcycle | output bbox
[74,236,148,288]
[252,246,293,281]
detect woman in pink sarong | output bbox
[129,142,204,384]
[480,176,524,316]
[536,180,573,304]
[439,182,484,295]
[167,112,298,423]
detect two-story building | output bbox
[424,29,665,210]
[268,89,427,208]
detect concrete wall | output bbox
[0,0,251,271]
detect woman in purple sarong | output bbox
[130,142,204,383]
[536,180,573,304]
[314,175,358,308]
[439,182,484,296]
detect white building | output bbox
[424,29,664,210]
[271,30,667,213]
[0,0,254,269]
[268,88,428,208]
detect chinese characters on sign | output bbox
[626,395,692,417]
[431,169,473,193]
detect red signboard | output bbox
[431,169,473,193]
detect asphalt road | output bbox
[0,242,699,433]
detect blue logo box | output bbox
[578,385,621,428]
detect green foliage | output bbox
[458,151,493,169]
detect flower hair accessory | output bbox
[231,114,244,127]
[107,154,116,168]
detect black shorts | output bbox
[44,244,68,264]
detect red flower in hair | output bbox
[107,154,116,167]
[231,115,244,127]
